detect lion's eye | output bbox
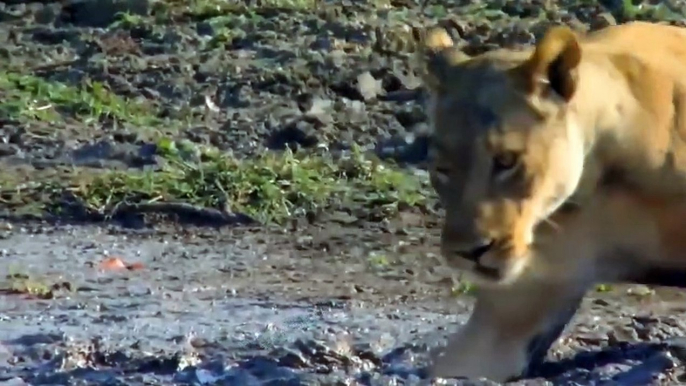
[492,152,518,176]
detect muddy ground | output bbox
[3,0,686,385]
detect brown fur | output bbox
[416,21,686,382]
[430,188,686,381]
[419,21,686,287]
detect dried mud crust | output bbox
[3,0,686,172]
[2,0,686,385]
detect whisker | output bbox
[543,217,561,232]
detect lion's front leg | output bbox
[429,281,589,383]
[429,300,530,383]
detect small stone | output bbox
[0,377,28,386]
[196,22,214,36]
[295,92,314,113]
[608,326,639,345]
[326,50,346,68]
[567,16,590,34]
[0,143,18,157]
[304,97,334,126]
[666,338,686,361]
[357,71,383,102]
[305,97,332,116]
[591,12,617,31]
[266,120,318,150]
[34,4,59,25]
[627,284,654,297]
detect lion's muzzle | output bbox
[441,231,529,285]
[441,235,504,277]
[450,238,496,264]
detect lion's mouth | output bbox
[474,263,501,280]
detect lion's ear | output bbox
[522,25,581,101]
[413,26,470,92]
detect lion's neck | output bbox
[572,59,639,161]
[571,57,657,185]
[571,54,686,198]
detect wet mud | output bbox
[3,225,686,385]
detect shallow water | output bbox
[2,226,686,385]
[0,227,463,385]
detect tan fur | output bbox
[430,188,686,381]
[418,21,686,286]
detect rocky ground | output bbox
[3,0,686,385]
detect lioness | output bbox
[429,187,686,382]
[419,21,686,287]
[415,21,686,381]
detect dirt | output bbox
[3,223,686,386]
[3,0,686,385]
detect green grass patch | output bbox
[1,143,432,225]
[367,252,391,270]
[0,71,160,126]
[616,0,686,21]
[1,268,64,299]
[80,144,428,223]
[451,280,475,296]
[111,11,148,29]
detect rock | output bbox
[196,22,214,37]
[266,119,319,150]
[591,13,617,31]
[0,143,18,157]
[60,0,150,28]
[356,71,383,102]
[375,133,429,165]
[33,4,59,25]
[0,378,28,386]
[626,285,654,297]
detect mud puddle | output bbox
[2,225,686,386]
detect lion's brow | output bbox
[428,136,474,165]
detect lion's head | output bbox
[417,25,589,286]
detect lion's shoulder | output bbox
[582,22,686,79]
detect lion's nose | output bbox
[455,239,495,263]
